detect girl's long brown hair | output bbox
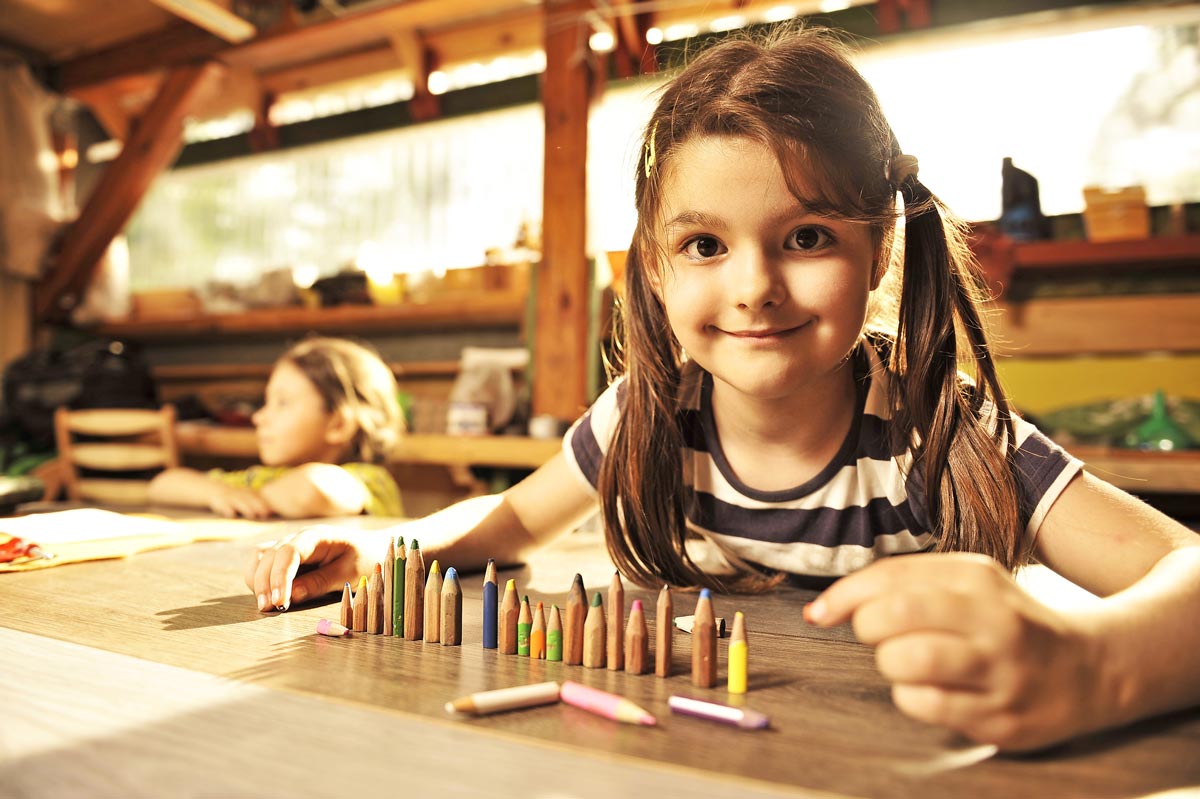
[598,26,1023,592]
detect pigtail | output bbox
[893,177,1025,568]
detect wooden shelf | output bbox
[93,290,528,340]
[1011,234,1200,271]
[1068,445,1200,494]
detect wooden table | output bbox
[2,512,1198,798]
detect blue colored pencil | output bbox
[483,558,498,649]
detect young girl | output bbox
[247,28,1200,751]
[149,336,404,519]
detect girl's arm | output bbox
[257,463,370,518]
[245,453,598,612]
[806,470,1200,751]
[148,467,272,519]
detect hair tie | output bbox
[644,122,658,179]
[888,154,919,186]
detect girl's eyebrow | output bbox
[663,210,726,233]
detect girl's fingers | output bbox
[252,549,277,611]
[268,544,303,610]
[891,683,1021,747]
[851,589,982,644]
[874,631,989,688]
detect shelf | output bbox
[1068,445,1200,494]
[1011,234,1200,271]
[93,289,529,340]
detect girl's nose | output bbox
[730,248,785,310]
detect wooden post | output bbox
[536,0,594,421]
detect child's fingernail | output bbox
[257,594,266,611]
[271,588,280,606]
[805,599,826,624]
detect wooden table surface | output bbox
[2,511,1198,799]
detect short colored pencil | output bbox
[393,537,405,637]
[404,540,425,640]
[383,537,395,636]
[560,681,656,726]
[441,567,462,645]
[656,585,673,678]
[547,604,563,662]
[564,574,586,666]
[727,611,747,694]
[607,571,624,671]
[517,596,532,656]
[530,601,546,659]
[482,559,498,649]
[352,575,367,632]
[583,592,606,669]
[339,581,353,629]
[668,695,768,730]
[424,559,443,643]
[625,599,648,675]
[691,589,717,688]
[316,618,350,637]
[366,563,383,634]
[675,615,727,637]
[499,579,520,655]
[446,681,561,716]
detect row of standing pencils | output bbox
[328,536,749,693]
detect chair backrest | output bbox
[54,405,180,505]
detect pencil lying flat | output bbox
[674,615,727,637]
[316,618,351,637]
[560,681,656,726]
[446,681,561,716]
[668,695,769,730]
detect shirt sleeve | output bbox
[1010,414,1083,544]
[562,377,626,494]
[337,463,405,517]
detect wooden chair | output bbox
[54,405,180,505]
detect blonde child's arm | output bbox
[256,462,370,519]
[148,467,272,519]
[245,453,597,611]
[808,470,1200,751]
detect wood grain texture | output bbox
[1,517,1199,798]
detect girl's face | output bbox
[252,360,352,466]
[654,135,879,405]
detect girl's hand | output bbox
[244,525,386,612]
[210,484,272,520]
[805,553,1103,751]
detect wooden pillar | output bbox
[535,0,593,421]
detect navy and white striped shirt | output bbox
[563,339,1081,578]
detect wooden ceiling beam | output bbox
[146,0,257,43]
[37,62,221,321]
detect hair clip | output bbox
[888,154,919,185]
[644,122,658,179]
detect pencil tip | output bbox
[591,592,602,607]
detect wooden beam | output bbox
[37,63,220,322]
[988,295,1200,357]
[535,0,594,420]
[389,31,441,122]
[147,0,257,43]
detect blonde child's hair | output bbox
[278,337,404,464]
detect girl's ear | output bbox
[324,407,358,447]
[869,236,890,291]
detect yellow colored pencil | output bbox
[727,610,747,694]
[424,559,443,643]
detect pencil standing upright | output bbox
[607,571,624,671]
[625,599,648,675]
[498,579,520,655]
[517,596,532,656]
[383,537,395,636]
[482,559,498,649]
[424,559,443,643]
[530,601,546,659]
[547,604,563,662]
[340,581,353,629]
[352,575,367,633]
[366,563,383,634]
[727,610,747,694]
[393,537,405,637]
[656,585,673,678]
[404,539,425,640]
[441,567,462,645]
[691,588,717,688]
[583,592,606,669]
[565,574,586,666]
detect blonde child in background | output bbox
[247,28,1200,751]
[149,336,403,519]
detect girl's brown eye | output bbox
[686,236,722,259]
[790,227,829,250]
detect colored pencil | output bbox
[656,585,672,678]
[482,559,498,650]
[530,601,546,659]
[316,618,350,637]
[583,592,606,669]
[352,575,367,632]
[404,539,425,640]
[547,604,563,662]
[560,681,656,726]
[607,571,624,671]
[564,574,586,666]
[668,695,768,730]
[393,537,405,637]
[625,599,647,675]
[441,567,462,645]
[339,581,353,629]
[366,563,383,634]
[674,615,727,637]
[517,596,532,656]
[424,559,443,643]
[383,537,395,636]
[727,611,747,694]
[499,578,520,655]
[691,589,717,688]
[446,681,561,716]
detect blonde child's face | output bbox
[654,135,878,405]
[252,360,351,466]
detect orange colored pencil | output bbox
[529,601,546,659]
[367,563,383,634]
